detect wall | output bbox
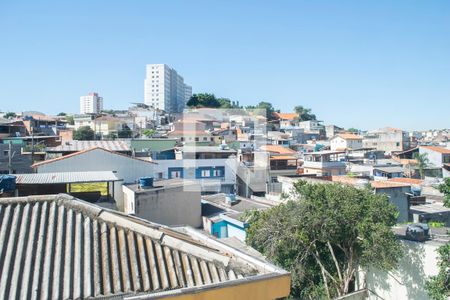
[35,148,155,210]
[360,239,440,300]
[374,186,410,222]
[124,185,202,227]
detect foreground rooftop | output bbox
[0,194,290,299]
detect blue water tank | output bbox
[139,177,154,188]
[0,175,16,192]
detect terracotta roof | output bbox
[270,155,298,161]
[421,146,450,154]
[371,181,411,189]
[336,133,363,140]
[32,147,157,168]
[260,145,297,155]
[389,178,424,185]
[272,112,298,121]
[168,130,211,136]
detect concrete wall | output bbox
[374,186,410,223]
[123,185,201,227]
[360,239,440,300]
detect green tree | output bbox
[246,182,403,299]
[425,243,450,300]
[118,124,132,138]
[187,93,221,108]
[57,112,67,116]
[439,178,450,207]
[73,126,95,140]
[294,105,316,121]
[142,129,156,138]
[246,101,277,120]
[3,112,17,119]
[413,152,430,179]
[65,115,74,125]
[347,128,359,133]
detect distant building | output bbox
[80,92,103,114]
[419,145,450,178]
[302,150,347,176]
[363,127,410,153]
[330,133,363,151]
[144,64,192,113]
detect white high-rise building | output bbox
[80,92,103,114]
[144,64,192,113]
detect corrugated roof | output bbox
[0,194,286,299]
[47,140,130,152]
[15,171,120,184]
[32,147,157,168]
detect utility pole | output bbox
[8,141,13,174]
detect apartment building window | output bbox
[201,169,211,177]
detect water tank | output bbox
[411,186,422,196]
[225,194,237,204]
[0,175,16,192]
[139,177,154,188]
[406,223,430,242]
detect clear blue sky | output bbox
[1,1,449,130]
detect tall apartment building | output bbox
[80,92,103,114]
[144,64,192,113]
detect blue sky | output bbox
[0,0,449,130]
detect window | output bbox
[201,169,211,177]
[195,137,199,141]
[203,137,207,141]
[170,170,182,178]
[213,169,222,177]
[158,172,163,179]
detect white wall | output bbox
[35,148,155,210]
[360,239,440,300]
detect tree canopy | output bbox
[425,243,450,300]
[246,181,403,299]
[413,152,430,179]
[246,101,277,120]
[439,178,450,208]
[3,112,17,119]
[142,129,156,138]
[118,124,132,138]
[294,105,316,121]
[73,126,95,140]
[187,93,239,109]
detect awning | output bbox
[15,171,121,185]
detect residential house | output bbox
[32,147,156,210]
[419,145,450,178]
[272,112,299,129]
[363,127,410,153]
[302,150,347,176]
[330,133,363,151]
[152,145,237,194]
[201,193,273,241]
